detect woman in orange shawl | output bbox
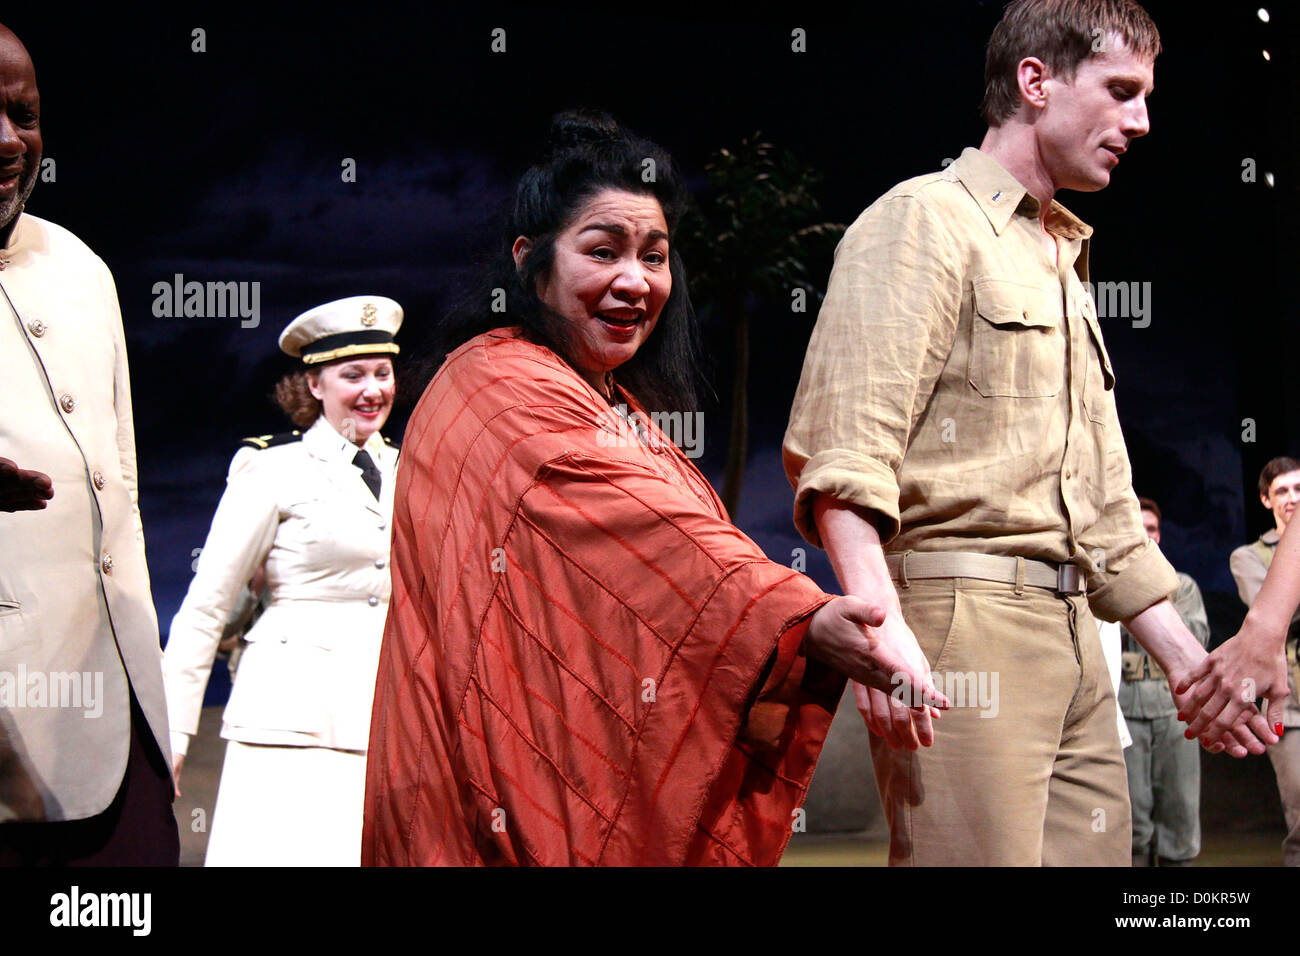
[362,112,946,866]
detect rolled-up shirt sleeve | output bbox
[783,195,962,549]
[1078,403,1178,622]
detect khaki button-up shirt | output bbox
[783,147,1176,623]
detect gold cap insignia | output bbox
[360,303,377,327]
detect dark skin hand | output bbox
[0,457,52,512]
[0,728,45,821]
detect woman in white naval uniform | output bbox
[162,296,402,866]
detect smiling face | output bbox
[517,188,671,397]
[0,29,40,239]
[307,356,395,446]
[1036,35,1153,192]
[1264,470,1300,534]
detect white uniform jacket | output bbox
[0,213,170,822]
[162,416,396,757]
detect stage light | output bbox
[1258,8,1270,23]
[1263,49,1272,60]
[1266,172,1276,187]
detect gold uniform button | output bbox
[92,471,105,490]
[60,394,76,413]
[27,319,46,337]
[101,554,113,575]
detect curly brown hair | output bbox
[273,370,322,429]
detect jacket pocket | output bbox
[968,277,1064,398]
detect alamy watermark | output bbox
[597,404,704,459]
[0,665,103,718]
[892,670,999,718]
[151,273,260,328]
[1084,280,1151,328]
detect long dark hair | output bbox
[408,110,702,413]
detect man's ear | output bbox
[511,236,532,272]
[1263,492,1274,510]
[1017,56,1051,111]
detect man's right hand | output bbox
[0,728,45,821]
[805,596,948,749]
[0,457,52,512]
[172,751,185,799]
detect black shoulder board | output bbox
[384,435,400,451]
[240,431,303,450]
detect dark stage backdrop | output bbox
[5,2,1295,700]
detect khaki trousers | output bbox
[1266,730,1300,866]
[869,578,1131,865]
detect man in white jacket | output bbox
[0,24,177,864]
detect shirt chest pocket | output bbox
[1080,297,1117,424]
[968,277,1065,399]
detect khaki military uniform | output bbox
[784,148,1178,865]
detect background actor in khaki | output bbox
[784,0,1276,866]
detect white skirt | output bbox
[204,741,367,866]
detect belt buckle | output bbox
[1057,563,1082,595]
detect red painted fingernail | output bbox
[1184,730,1195,739]
[1277,724,1285,736]
[1177,713,1185,721]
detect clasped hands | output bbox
[1171,620,1287,757]
[803,596,950,749]
[806,596,1288,756]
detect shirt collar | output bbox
[303,414,387,465]
[3,213,26,253]
[950,147,1093,241]
[1263,528,1283,545]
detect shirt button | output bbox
[60,393,76,413]
[374,559,386,569]
[92,471,105,490]
[1065,469,1073,479]
[368,596,379,607]
[27,319,46,337]
[100,554,113,575]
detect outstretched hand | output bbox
[804,596,950,749]
[0,457,52,512]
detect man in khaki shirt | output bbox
[784,0,1277,865]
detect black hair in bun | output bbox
[545,109,622,153]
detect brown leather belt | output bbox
[884,550,1085,595]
